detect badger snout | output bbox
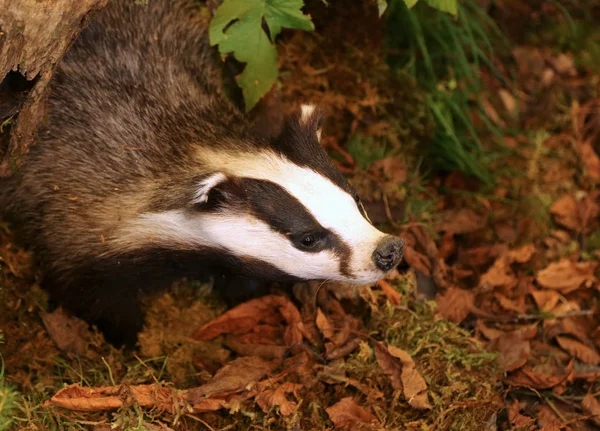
[372,236,404,272]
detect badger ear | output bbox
[298,104,325,143]
[192,172,228,205]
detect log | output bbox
[0,0,109,176]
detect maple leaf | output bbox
[209,0,314,111]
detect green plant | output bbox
[0,334,18,431]
[209,0,315,111]
[385,0,511,184]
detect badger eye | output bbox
[301,235,316,248]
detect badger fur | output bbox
[0,0,403,345]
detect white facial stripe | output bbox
[109,209,363,280]
[192,172,227,204]
[198,149,387,276]
[300,104,315,125]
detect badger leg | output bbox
[43,273,145,348]
[214,273,271,306]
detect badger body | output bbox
[1,0,403,345]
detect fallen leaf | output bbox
[187,356,277,402]
[508,399,534,428]
[506,360,574,390]
[369,157,407,183]
[580,140,600,181]
[550,195,579,230]
[403,245,431,277]
[489,326,537,372]
[505,244,536,264]
[550,53,576,76]
[193,295,302,346]
[316,308,335,340]
[374,342,431,409]
[495,293,527,313]
[326,397,378,429]
[536,259,597,293]
[479,256,517,290]
[377,279,402,305]
[255,382,302,416]
[40,308,91,356]
[582,393,600,426]
[530,290,561,312]
[476,321,505,341]
[436,208,488,235]
[435,287,474,324]
[498,89,517,117]
[555,336,600,365]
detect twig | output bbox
[544,396,567,423]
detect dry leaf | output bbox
[580,140,600,181]
[377,279,402,305]
[374,342,431,409]
[436,208,488,235]
[550,195,579,230]
[435,287,474,324]
[326,397,378,429]
[582,393,600,426]
[489,326,537,372]
[498,89,517,117]
[255,382,302,416]
[536,259,597,293]
[506,360,574,390]
[555,336,600,365]
[369,157,407,183]
[40,308,91,356]
[192,295,302,346]
[479,256,517,290]
[505,244,536,264]
[403,245,431,277]
[187,356,277,402]
[316,308,335,340]
[530,290,561,312]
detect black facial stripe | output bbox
[241,178,354,278]
[272,109,355,197]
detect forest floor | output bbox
[1,1,599,430]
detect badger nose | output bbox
[373,236,404,272]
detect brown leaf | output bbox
[369,157,407,183]
[506,360,574,390]
[403,245,431,277]
[476,321,505,341]
[498,89,517,117]
[581,140,600,181]
[530,290,561,312]
[326,397,378,429]
[435,287,474,324]
[555,336,600,365]
[508,399,534,428]
[316,308,335,340]
[505,244,536,264]
[40,308,91,356]
[255,382,302,416]
[436,208,488,235]
[536,259,598,293]
[495,293,527,313]
[479,256,517,290]
[489,326,537,372]
[582,393,600,426]
[46,384,178,412]
[550,195,579,230]
[377,279,402,305]
[187,356,277,402]
[374,342,431,410]
[192,295,302,346]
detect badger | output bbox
[0,0,404,346]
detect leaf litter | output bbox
[2,0,600,430]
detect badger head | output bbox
[115,105,404,284]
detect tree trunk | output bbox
[0,0,109,176]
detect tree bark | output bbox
[0,0,109,176]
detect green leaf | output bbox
[378,0,389,17]
[403,0,420,8]
[424,0,458,15]
[209,0,314,111]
